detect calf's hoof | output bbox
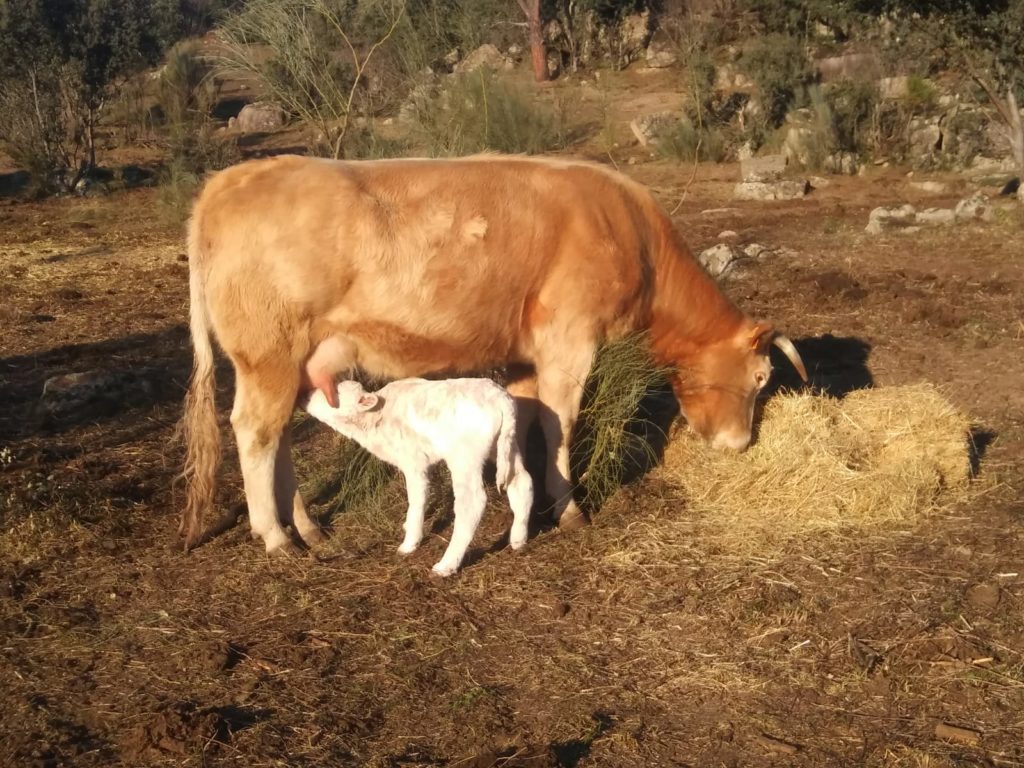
[431,561,459,578]
[397,541,420,555]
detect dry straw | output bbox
[659,384,974,551]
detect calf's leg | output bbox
[398,462,430,555]
[433,460,488,577]
[505,450,533,550]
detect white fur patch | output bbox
[462,215,488,243]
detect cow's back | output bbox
[190,154,662,377]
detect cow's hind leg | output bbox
[231,360,301,555]
[274,426,325,546]
[535,342,596,529]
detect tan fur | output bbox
[181,153,795,551]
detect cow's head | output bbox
[673,322,806,451]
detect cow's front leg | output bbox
[535,341,596,529]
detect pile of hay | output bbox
[660,384,974,549]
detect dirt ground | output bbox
[2,69,1024,767]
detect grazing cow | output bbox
[180,153,806,554]
[303,378,533,576]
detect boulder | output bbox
[644,37,677,68]
[236,102,287,133]
[878,75,909,100]
[865,204,917,235]
[698,244,742,279]
[916,207,956,226]
[734,180,809,201]
[715,63,753,91]
[740,154,787,183]
[453,44,512,74]
[825,152,858,175]
[953,191,994,223]
[815,52,882,82]
[629,111,677,147]
[40,369,157,421]
[909,180,948,194]
[908,116,942,164]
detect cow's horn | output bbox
[772,334,808,383]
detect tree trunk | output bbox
[517,0,549,82]
[1007,88,1024,203]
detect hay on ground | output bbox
[660,384,973,550]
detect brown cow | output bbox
[180,153,805,554]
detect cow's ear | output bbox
[747,322,775,353]
[357,393,379,411]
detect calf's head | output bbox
[674,323,806,451]
[330,380,381,421]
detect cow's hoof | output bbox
[397,542,420,556]
[266,539,303,558]
[557,509,589,531]
[299,527,328,547]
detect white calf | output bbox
[304,378,534,576]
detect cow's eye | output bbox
[754,371,768,389]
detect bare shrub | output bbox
[408,68,573,156]
[658,117,729,163]
[217,0,405,158]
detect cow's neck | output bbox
[648,223,746,366]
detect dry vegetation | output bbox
[662,384,975,554]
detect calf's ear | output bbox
[357,393,379,411]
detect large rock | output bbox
[236,102,287,133]
[865,204,917,235]
[698,244,742,279]
[629,111,677,147]
[908,116,942,164]
[916,207,956,226]
[909,180,948,194]
[40,369,158,421]
[782,109,817,167]
[734,180,809,201]
[878,75,909,100]
[454,44,512,74]
[815,52,882,82]
[824,152,858,175]
[644,38,677,68]
[953,191,994,223]
[740,154,787,183]
[715,63,753,91]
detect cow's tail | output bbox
[495,391,519,493]
[179,218,220,551]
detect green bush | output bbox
[658,117,729,163]
[158,40,216,129]
[740,33,815,129]
[572,334,672,511]
[409,69,573,156]
[823,80,877,155]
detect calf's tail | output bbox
[179,219,221,551]
[495,390,519,492]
